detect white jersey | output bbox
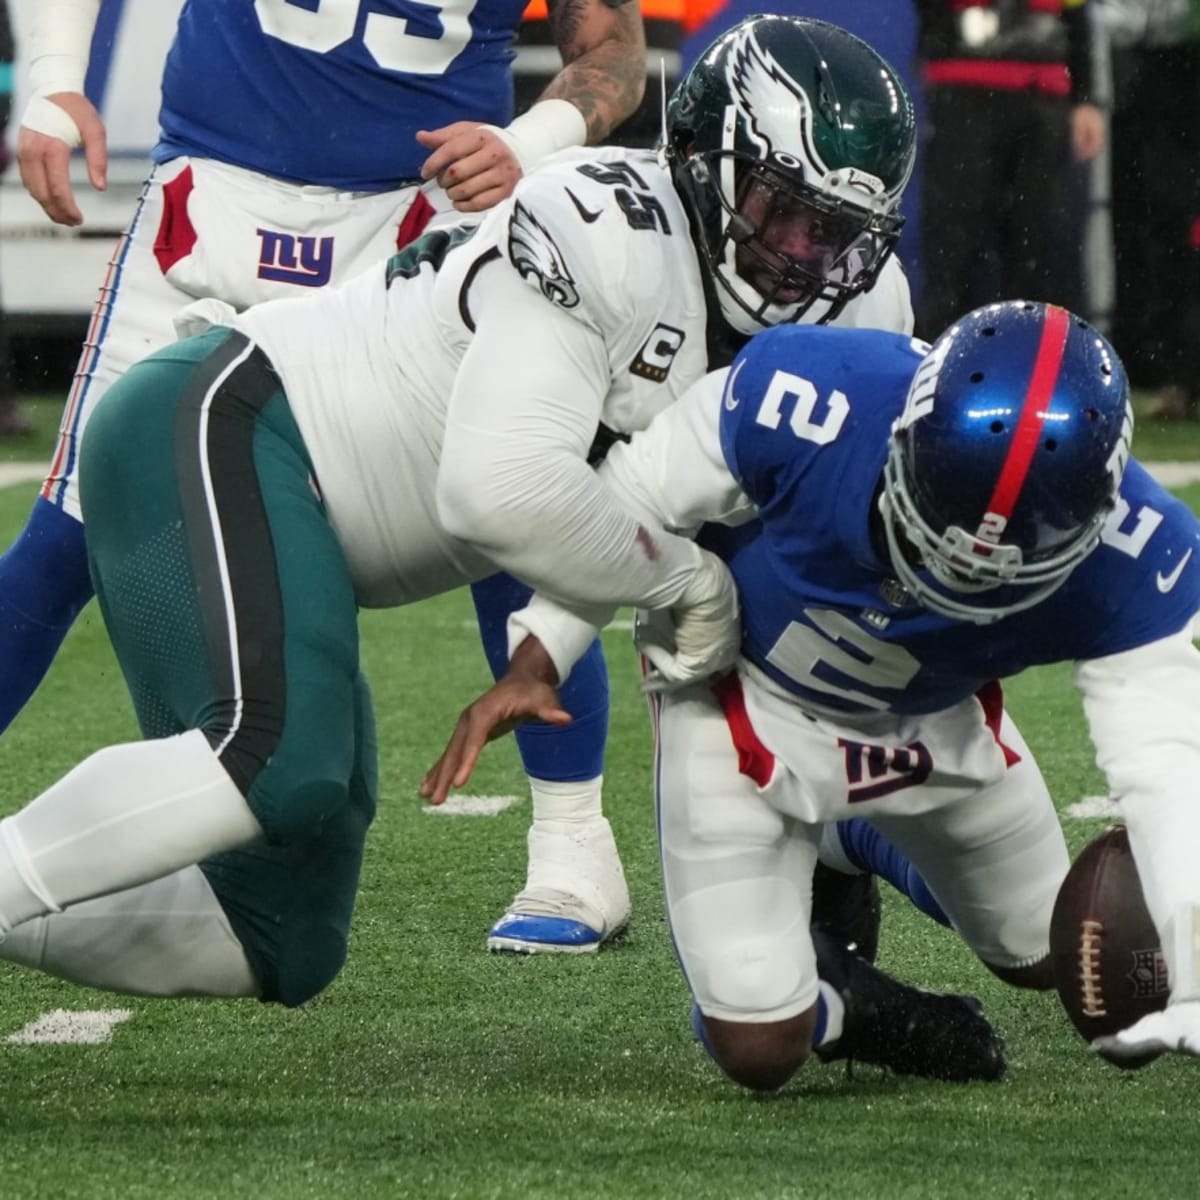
[232,146,912,611]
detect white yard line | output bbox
[1146,462,1200,488]
[422,794,521,817]
[0,462,48,489]
[7,1008,134,1044]
[1063,796,1122,821]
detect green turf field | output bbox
[0,397,1197,1199]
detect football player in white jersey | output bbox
[5,11,923,960]
[427,300,1200,1082]
[6,0,646,955]
[0,16,925,1011]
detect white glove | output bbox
[1091,1000,1200,1069]
[636,549,740,693]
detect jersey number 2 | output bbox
[255,0,476,74]
[754,370,849,445]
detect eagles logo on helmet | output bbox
[664,15,917,346]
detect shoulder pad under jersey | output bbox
[832,255,914,336]
[501,148,697,351]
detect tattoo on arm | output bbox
[545,0,647,142]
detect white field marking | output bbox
[1064,796,1122,821]
[8,1008,134,1045]
[1147,462,1200,489]
[0,463,47,489]
[422,794,521,817]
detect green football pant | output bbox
[79,327,377,1005]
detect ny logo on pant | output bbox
[256,229,334,287]
[839,738,932,803]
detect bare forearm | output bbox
[543,0,646,143]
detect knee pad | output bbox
[250,776,350,845]
[272,922,350,1008]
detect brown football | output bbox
[1049,825,1169,1042]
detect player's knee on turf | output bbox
[273,921,351,1008]
[691,936,818,1089]
[698,1009,818,1092]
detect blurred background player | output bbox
[515,0,684,148]
[0,0,31,437]
[1098,0,1200,419]
[914,0,1105,339]
[4,0,645,956]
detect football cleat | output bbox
[487,817,631,954]
[813,931,1007,1083]
[810,861,882,963]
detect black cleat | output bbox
[811,862,882,963]
[812,931,1007,1083]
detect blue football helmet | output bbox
[879,301,1133,623]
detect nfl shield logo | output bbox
[1127,948,1169,1000]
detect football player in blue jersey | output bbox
[425,299,1200,1082]
[9,0,646,955]
[0,16,938,1017]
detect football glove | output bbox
[1092,999,1200,1069]
[637,548,740,693]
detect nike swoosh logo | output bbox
[1156,548,1193,593]
[565,188,602,224]
[723,359,746,411]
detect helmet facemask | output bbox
[879,427,1114,624]
[664,16,916,343]
[681,142,904,337]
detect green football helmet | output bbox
[665,15,916,337]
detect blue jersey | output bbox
[156,0,529,190]
[717,324,1200,717]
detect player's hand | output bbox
[17,91,108,227]
[639,550,741,693]
[416,121,523,213]
[1070,102,1105,163]
[420,637,571,806]
[1092,1000,1200,1069]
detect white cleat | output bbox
[487,817,631,954]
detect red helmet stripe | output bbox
[985,305,1071,520]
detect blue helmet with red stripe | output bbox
[879,301,1132,623]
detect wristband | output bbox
[507,595,609,683]
[486,99,588,175]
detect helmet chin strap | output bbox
[727,213,755,243]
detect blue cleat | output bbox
[487,817,631,954]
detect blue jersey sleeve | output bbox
[1063,461,1200,660]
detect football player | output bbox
[4,7,924,959]
[0,17,927,1011]
[4,0,645,957]
[424,299,1200,1084]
